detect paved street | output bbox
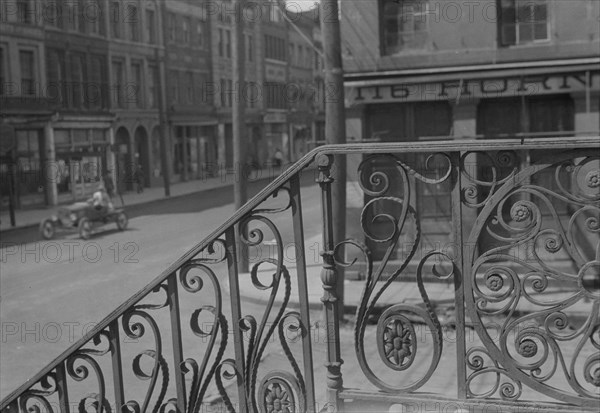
[0,173,322,400]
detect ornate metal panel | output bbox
[1,138,598,413]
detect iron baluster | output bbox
[317,153,344,412]
[225,226,249,413]
[290,174,317,413]
[55,362,69,413]
[450,152,468,399]
[108,320,125,413]
[167,273,186,413]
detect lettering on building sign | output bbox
[350,72,599,104]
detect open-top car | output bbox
[39,202,128,240]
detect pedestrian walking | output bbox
[134,164,144,193]
[103,171,115,198]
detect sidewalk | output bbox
[227,234,592,322]
[0,166,287,233]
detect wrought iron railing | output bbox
[1,137,599,413]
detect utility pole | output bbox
[320,0,347,316]
[157,12,170,197]
[233,0,248,271]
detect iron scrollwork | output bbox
[350,153,454,392]
[465,152,600,405]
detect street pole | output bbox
[156,16,171,197]
[233,0,248,271]
[320,0,347,317]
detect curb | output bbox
[0,174,284,235]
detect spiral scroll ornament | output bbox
[465,152,600,405]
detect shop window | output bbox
[499,0,549,46]
[380,0,429,55]
[16,129,41,195]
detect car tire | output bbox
[116,211,128,230]
[39,219,56,240]
[79,218,92,240]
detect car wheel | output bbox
[79,218,92,240]
[116,212,128,230]
[39,219,56,240]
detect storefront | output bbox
[344,60,600,262]
[53,125,113,203]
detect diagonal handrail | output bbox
[1,135,598,409]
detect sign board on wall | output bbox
[347,71,600,105]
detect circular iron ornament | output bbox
[510,201,532,222]
[586,170,600,188]
[465,152,600,406]
[517,339,538,358]
[486,273,504,292]
[376,311,417,371]
[258,371,303,413]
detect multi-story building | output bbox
[0,0,326,210]
[163,0,213,181]
[340,0,600,257]
[108,0,163,191]
[207,0,264,170]
[1,0,50,207]
[1,0,116,207]
[287,9,316,162]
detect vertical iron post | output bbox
[317,154,344,412]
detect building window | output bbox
[89,55,106,109]
[146,9,156,44]
[196,21,205,48]
[226,29,232,58]
[381,0,429,55]
[0,48,6,95]
[499,0,549,46]
[265,35,286,61]
[265,82,287,109]
[70,53,86,108]
[247,35,253,61]
[148,64,158,108]
[19,50,35,96]
[88,0,104,36]
[218,28,224,56]
[127,4,139,42]
[168,13,176,42]
[183,17,190,44]
[111,60,124,108]
[170,70,179,103]
[111,1,121,38]
[186,72,194,104]
[131,62,142,107]
[17,0,34,24]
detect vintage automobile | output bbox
[39,202,128,240]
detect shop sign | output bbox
[264,112,287,123]
[349,71,599,104]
